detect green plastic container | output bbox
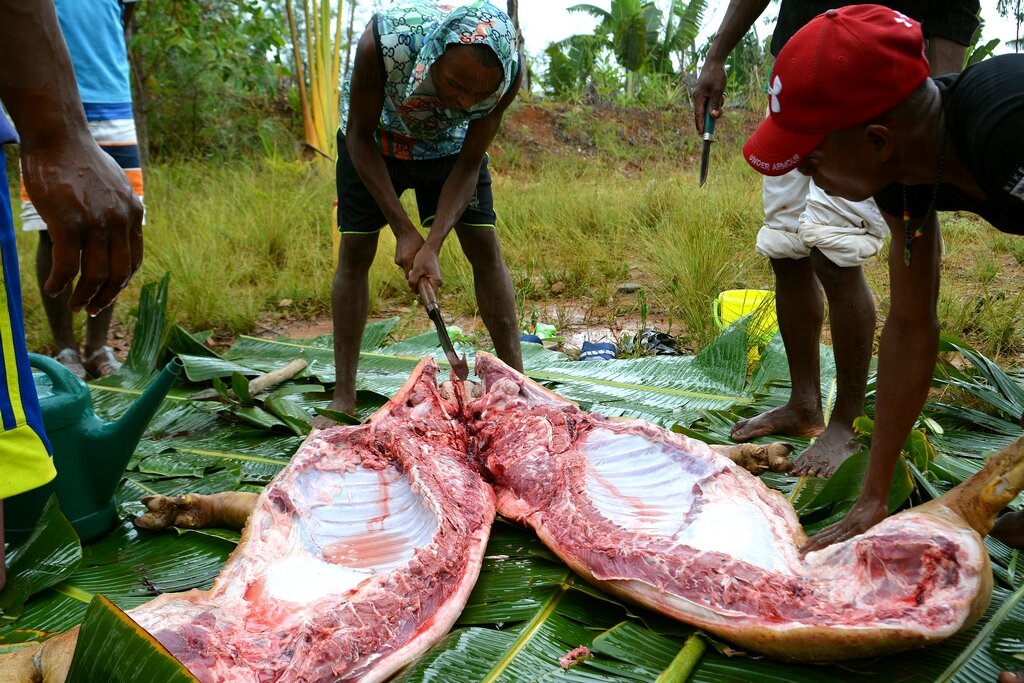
[3,353,182,544]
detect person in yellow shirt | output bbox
[0,0,144,589]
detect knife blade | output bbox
[417,279,469,381]
[699,100,716,187]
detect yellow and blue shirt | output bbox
[0,117,56,499]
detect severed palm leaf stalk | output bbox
[285,0,342,165]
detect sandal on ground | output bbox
[84,346,123,378]
[579,341,617,361]
[55,347,88,380]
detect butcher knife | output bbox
[418,279,470,381]
[699,100,716,187]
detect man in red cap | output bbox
[741,5,1024,551]
[693,1,976,480]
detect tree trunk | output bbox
[343,0,358,80]
[506,0,530,93]
[125,12,150,166]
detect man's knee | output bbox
[458,226,503,267]
[337,233,378,275]
[809,248,864,289]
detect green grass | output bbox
[13,99,1024,365]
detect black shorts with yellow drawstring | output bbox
[335,131,496,235]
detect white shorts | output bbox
[753,118,887,268]
[21,116,144,231]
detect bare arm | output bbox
[346,22,424,274]
[803,210,942,553]
[692,0,771,132]
[0,0,144,314]
[407,64,523,292]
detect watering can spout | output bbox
[96,357,183,448]
[6,355,185,544]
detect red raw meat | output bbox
[129,358,494,682]
[469,351,1006,661]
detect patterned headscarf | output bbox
[342,1,520,159]
[401,1,518,112]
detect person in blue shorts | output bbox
[20,0,144,380]
[0,0,144,589]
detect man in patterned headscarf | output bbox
[313,1,523,428]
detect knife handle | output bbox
[703,100,717,139]
[418,278,439,315]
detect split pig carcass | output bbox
[469,352,1017,662]
[1,359,495,683]
[3,352,1022,680]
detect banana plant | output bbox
[649,0,707,75]
[569,0,664,97]
[285,0,343,164]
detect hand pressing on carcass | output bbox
[800,495,888,555]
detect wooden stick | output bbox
[189,357,308,401]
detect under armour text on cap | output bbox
[743,4,930,176]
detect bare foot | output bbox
[731,404,824,442]
[309,399,356,431]
[991,510,1024,549]
[309,414,339,430]
[790,423,860,478]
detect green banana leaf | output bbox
[3,277,1024,681]
[65,595,197,682]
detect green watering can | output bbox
[3,353,184,544]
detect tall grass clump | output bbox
[138,159,337,331]
[16,155,337,349]
[637,156,769,347]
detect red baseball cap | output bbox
[743,4,930,176]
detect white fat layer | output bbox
[674,500,789,572]
[583,430,712,535]
[287,465,440,573]
[583,428,790,573]
[265,556,372,603]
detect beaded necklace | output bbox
[901,142,946,267]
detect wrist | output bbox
[389,220,418,239]
[703,51,727,68]
[18,104,91,154]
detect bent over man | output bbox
[740,5,1024,550]
[313,0,523,429]
[693,0,978,478]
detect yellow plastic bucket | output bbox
[713,289,778,341]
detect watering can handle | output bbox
[712,293,725,331]
[28,352,86,394]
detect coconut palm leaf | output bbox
[936,334,1024,419]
